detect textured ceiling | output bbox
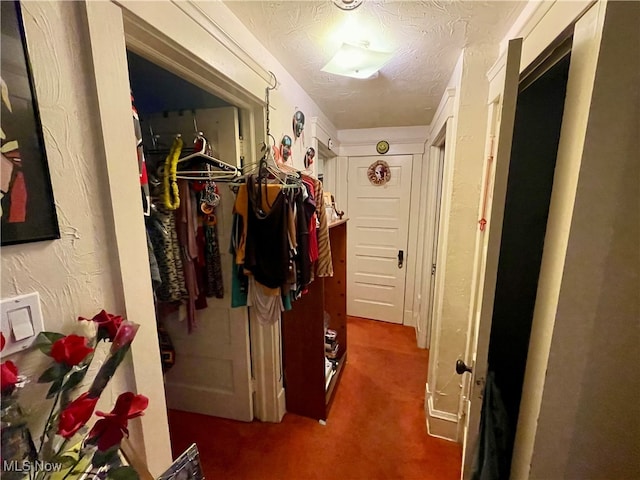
[224,1,526,129]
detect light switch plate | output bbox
[1,292,45,356]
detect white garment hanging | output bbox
[246,275,284,324]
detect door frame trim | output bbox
[119,4,287,424]
[421,124,448,351]
[84,5,287,465]
[339,130,428,327]
[424,117,461,441]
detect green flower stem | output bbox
[60,456,83,480]
[37,389,62,455]
[88,345,130,398]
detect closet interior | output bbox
[126,50,348,428]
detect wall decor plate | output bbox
[292,110,305,138]
[376,140,389,154]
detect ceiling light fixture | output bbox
[332,0,364,11]
[321,42,393,79]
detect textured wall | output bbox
[0,0,134,436]
[429,44,496,418]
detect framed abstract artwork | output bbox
[1,1,59,246]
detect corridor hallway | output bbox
[168,317,462,479]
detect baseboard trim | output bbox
[425,383,459,442]
[404,309,416,327]
[277,386,286,422]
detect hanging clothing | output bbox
[149,206,188,303]
[230,212,248,307]
[301,177,318,263]
[156,319,175,373]
[176,180,200,332]
[132,94,150,216]
[310,177,333,277]
[146,228,162,292]
[472,371,510,480]
[294,189,312,289]
[231,262,249,308]
[243,176,290,289]
[199,182,225,299]
[191,179,225,308]
[204,220,224,298]
[247,275,284,324]
[232,182,282,266]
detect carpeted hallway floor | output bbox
[168,317,462,479]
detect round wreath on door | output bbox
[367,160,391,186]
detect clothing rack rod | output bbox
[146,147,197,155]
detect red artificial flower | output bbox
[50,335,93,367]
[110,321,139,354]
[79,310,123,342]
[57,392,99,438]
[88,392,149,451]
[1,360,19,394]
[1,332,5,351]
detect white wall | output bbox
[425,44,497,440]
[0,0,139,456]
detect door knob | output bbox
[455,359,472,375]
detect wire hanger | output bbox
[177,133,238,173]
[231,72,300,193]
[176,111,240,179]
[242,72,299,182]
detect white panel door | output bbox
[146,107,254,421]
[460,39,521,478]
[347,155,413,324]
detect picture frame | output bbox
[1,0,60,246]
[156,443,205,480]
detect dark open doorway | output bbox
[487,51,572,472]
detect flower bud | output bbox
[110,321,140,354]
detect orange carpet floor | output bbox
[167,317,462,479]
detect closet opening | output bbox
[487,47,572,472]
[124,47,261,435]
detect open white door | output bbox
[458,39,522,479]
[149,107,254,422]
[346,155,413,324]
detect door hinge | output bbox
[431,263,437,275]
[251,377,257,393]
[239,135,244,152]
